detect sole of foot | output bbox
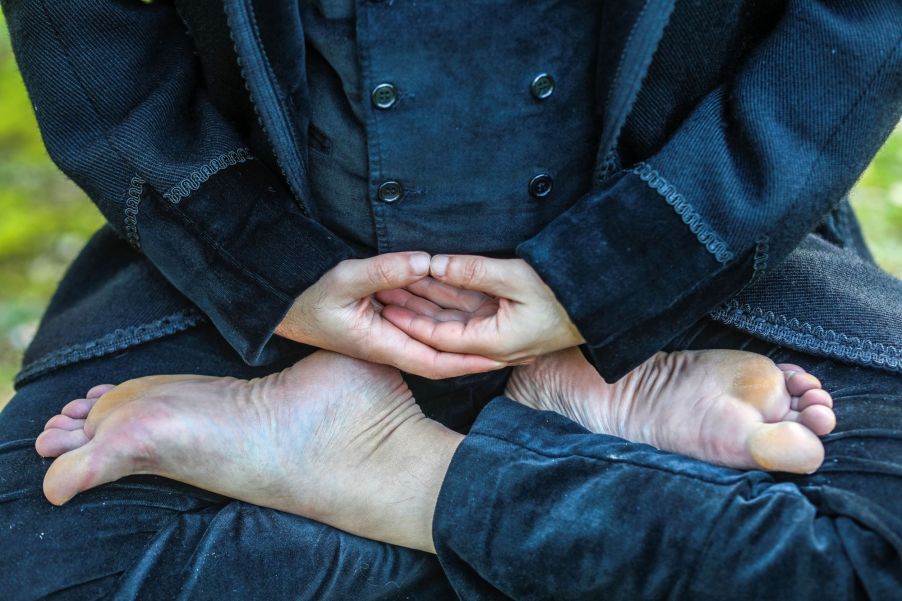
[505,348,835,474]
[35,351,460,552]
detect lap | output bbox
[2,314,898,599]
[0,325,452,601]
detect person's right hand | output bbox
[275,252,506,379]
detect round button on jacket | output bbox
[529,173,553,198]
[530,73,555,100]
[378,180,403,203]
[371,83,398,109]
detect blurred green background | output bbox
[0,14,900,405]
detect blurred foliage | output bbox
[0,12,900,406]
[0,17,104,402]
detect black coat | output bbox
[3,0,900,385]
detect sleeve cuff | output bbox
[137,158,356,365]
[517,170,752,380]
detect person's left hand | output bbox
[375,255,585,363]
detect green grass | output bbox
[0,12,899,406]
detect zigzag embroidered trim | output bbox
[15,309,207,387]
[163,148,254,204]
[710,300,902,372]
[124,176,144,249]
[631,162,734,264]
[750,235,769,283]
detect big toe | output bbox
[747,421,825,474]
[42,440,130,506]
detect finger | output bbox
[405,276,495,312]
[381,304,499,356]
[374,288,444,318]
[365,320,506,379]
[330,252,431,301]
[376,289,473,323]
[430,255,532,300]
[391,341,507,379]
[433,308,472,323]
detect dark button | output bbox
[530,73,555,100]
[378,180,403,203]
[528,173,553,198]
[371,83,398,109]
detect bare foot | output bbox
[35,351,462,552]
[505,348,836,473]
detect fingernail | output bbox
[410,253,430,275]
[431,255,449,277]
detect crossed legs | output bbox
[35,341,835,555]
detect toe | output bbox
[798,404,836,436]
[42,439,131,506]
[748,421,825,474]
[777,363,806,375]
[786,372,822,397]
[44,415,86,432]
[62,397,98,419]
[794,388,833,411]
[35,428,89,458]
[86,384,117,399]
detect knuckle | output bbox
[459,258,485,288]
[329,259,355,287]
[368,257,396,287]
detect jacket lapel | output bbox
[594,0,675,181]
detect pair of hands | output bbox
[275,252,585,379]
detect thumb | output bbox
[429,255,526,299]
[330,252,431,301]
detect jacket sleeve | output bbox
[1,0,355,365]
[516,0,902,380]
[433,399,902,600]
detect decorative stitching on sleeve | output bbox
[123,176,144,249]
[15,309,206,387]
[631,162,735,264]
[595,148,622,182]
[750,235,769,283]
[163,148,254,204]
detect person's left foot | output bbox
[35,351,461,552]
[505,348,835,473]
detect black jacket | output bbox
[3,0,900,385]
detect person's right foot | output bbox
[505,348,835,473]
